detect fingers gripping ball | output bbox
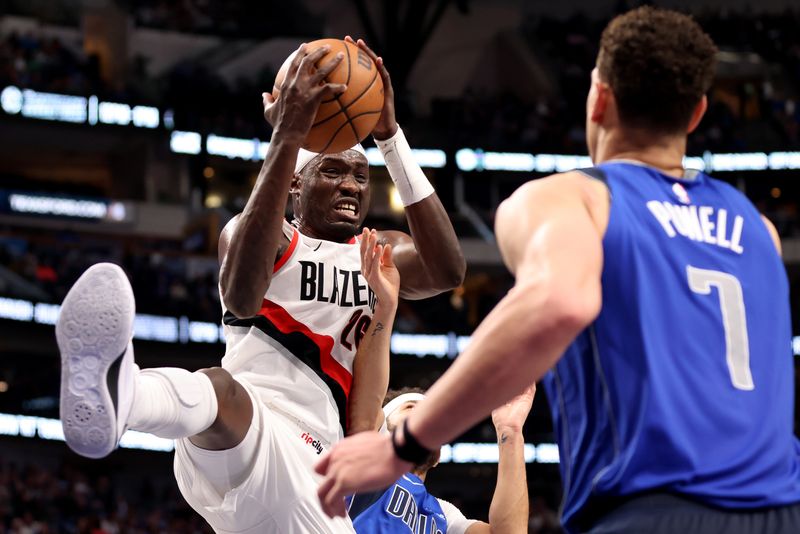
[274,38,384,154]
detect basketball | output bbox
[273,38,384,154]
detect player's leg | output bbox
[57,263,251,458]
[126,366,253,448]
[173,375,262,505]
[186,367,253,451]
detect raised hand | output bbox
[344,36,397,140]
[360,228,400,310]
[491,384,536,435]
[261,43,347,140]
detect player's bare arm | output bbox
[347,37,466,299]
[347,229,400,435]
[316,173,606,514]
[219,43,346,318]
[465,384,535,534]
[405,172,606,447]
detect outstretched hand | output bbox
[261,43,347,139]
[316,431,411,518]
[344,36,397,140]
[360,228,400,310]
[491,384,536,435]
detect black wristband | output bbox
[391,419,433,465]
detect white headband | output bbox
[379,392,425,435]
[294,144,367,174]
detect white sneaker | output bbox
[57,263,137,459]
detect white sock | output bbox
[127,367,218,439]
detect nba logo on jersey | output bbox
[672,182,690,204]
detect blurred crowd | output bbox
[0,458,562,534]
[0,232,221,323]
[0,31,150,105]
[120,0,319,38]
[0,32,105,99]
[0,230,489,333]
[1,0,319,39]
[436,8,800,154]
[3,6,798,534]
[2,7,799,152]
[0,460,212,533]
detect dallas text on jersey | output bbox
[386,484,445,534]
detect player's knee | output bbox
[194,368,253,449]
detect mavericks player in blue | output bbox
[342,232,533,533]
[317,7,800,533]
[347,387,534,534]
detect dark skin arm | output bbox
[219,44,346,318]
[347,37,466,300]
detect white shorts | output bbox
[173,377,355,534]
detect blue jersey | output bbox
[542,162,800,532]
[348,474,448,534]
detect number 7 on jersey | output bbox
[687,265,754,391]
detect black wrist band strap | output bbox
[391,419,433,465]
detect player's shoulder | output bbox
[703,172,746,197]
[522,169,596,190]
[505,170,606,205]
[218,214,293,264]
[696,172,782,254]
[701,172,765,218]
[435,497,463,516]
[497,170,609,231]
[435,498,478,534]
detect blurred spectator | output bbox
[3,8,799,151]
[0,230,490,334]
[0,457,564,533]
[0,32,104,98]
[0,232,222,322]
[0,460,212,533]
[119,0,320,38]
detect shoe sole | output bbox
[57,263,135,458]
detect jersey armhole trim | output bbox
[577,167,608,184]
[273,229,299,273]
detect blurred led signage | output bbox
[1,296,799,361]
[1,191,130,222]
[1,86,159,129]
[455,149,800,173]
[4,85,799,174]
[0,409,560,462]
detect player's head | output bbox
[382,387,441,475]
[586,7,717,160]
[290,146,371,243]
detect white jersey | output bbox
[220,221,375,447]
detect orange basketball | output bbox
[273,38,384,154]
